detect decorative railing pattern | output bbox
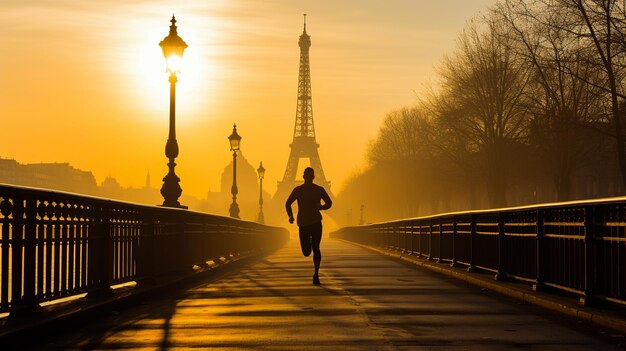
[331,199,626,306]
[0,184,288,316]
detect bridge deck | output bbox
[29,238,618,350]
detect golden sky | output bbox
[1,0,494,198]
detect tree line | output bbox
[337,0,626,225]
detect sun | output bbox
[123,15,215,124]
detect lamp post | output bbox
[228,124,241,218]
[159,15,188,208]
[359,204,365,225]
[257,162,266,224]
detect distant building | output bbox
[0,158,98,195]
[0,157,215,213]
[219,152,268,221]
[0,159,20,185]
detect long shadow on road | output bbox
[18,238,625,350]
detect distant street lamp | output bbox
[257,162,266,224]
[159,15,188,208]
[228,124,241,218]
[359,204,365,225]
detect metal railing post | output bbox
[495,213,506,281]
[23,198,39,310]
[428,218,434,260]
[0,198,11,311]
[418,222,423,257]
[450,216,460,267]
[87,205,113,298]
[467,215,477,272]
[10,198,24,314]
[402,223,408,253]
[409,222,415,254]
[178,216,189,269]
[403,223,409,253]
[580,206,596,306]
[533,209,545,291]
[10,197,42,317]
[137,213,156,285]
[437,217,444,263]
[393,223,399,252]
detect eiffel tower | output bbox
[274,15,332,204]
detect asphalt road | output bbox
[24,237,624,350]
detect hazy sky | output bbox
[1,0,495,198]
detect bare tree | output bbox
[542,0,626,191]
[495,0,605,200]
[367,107,452,215]
[367,107,432,165]
[424,91,484,208]
[436,15,532,207]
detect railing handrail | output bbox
[346,195,626,226]
[0,183,267,224]
[0,182,172,209]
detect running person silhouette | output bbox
[286,167,332,285]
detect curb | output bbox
[338,239,626,334]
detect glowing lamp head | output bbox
[159,15,188,73]
[257,162,266,180]
[228,124,242,152]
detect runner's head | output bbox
[303,167,315,182]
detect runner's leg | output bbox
[311,222,322,276]
[299,226,312,257]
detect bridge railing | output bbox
[331,198,626,306]
[0,184,288,316]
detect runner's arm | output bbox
[319,188,332,210]
[285,190,297,220]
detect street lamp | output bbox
[228,124,241,218]
[159,15,188,208]
[257,162,266,224]
[359,204,365,225]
